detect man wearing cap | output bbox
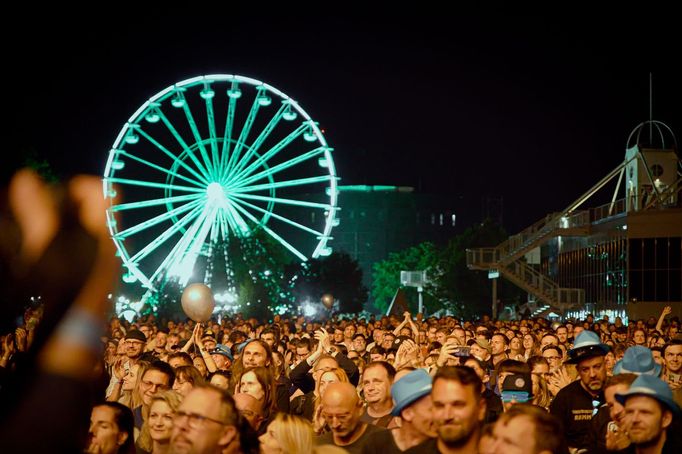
[550,330,609,451]
[500,373,533,412]
[468,338,492,364]
[361,369,436,453]
[209,344,233,372]
[201,329,217,352]
[616,374,681,453]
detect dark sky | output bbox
[7,14,681,233]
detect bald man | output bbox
[234,393,264,432]
[317,382,385,453]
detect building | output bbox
[467,121,682,321]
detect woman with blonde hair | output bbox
[108,360,151,409]
[136,390,182,454]
[259,413,314,454]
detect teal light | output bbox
[145,112,160,123]
[104,75,340,292]
[171,96,185,108]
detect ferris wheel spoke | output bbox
[117,150,207,188]
[228,103,287,177]
[180,101,216,179]
[148,208,210,284]
[232,147,327,189]
[154,109,213,181]
[229,192,333,210]
[205,93,221,181]
[114,198,205,240]
[230,202,308,262]
[170,206,220,284]
[106,177,206,194]
[136,127,211,186]
[129,203,204,265]
[219,90,239,182]
[233,175,332,194]
[225,93,263,175]
[111,193,202,213]
[229,196,324,236]
[223,202,252,237]
[227,123,308,186]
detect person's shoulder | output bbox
[315,430,335,445]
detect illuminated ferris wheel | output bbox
[103,75,339,291]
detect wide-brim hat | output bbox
[613,346,661,376]
[391,369,433,416]
[616,374,680,415]
[566,330,610,364]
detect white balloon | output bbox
[181,283,215,322]
[321,293,334,310]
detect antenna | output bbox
[649,72,653,144]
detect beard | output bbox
[438,420,477,447]
[587,379,604,391]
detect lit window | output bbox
[451,214,456,226]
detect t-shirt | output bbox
[316,423,385,454]
[360,429,434,454]
[360,408,395,428]
[402,438,442,454]
[549,379,604,450]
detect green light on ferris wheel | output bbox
[104,74,340,290]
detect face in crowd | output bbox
[87,405,130,454]
[431,373,485,448]
[577,356,607,393]
[361,365,392,406]
[170,387,237,454]
[321,382,365,442]
[242,341,269,368]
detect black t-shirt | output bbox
[403,438,442,454]
[482,388,503,424]
[549,379,604,450]
[316,423,385,454]
[361,430,437,454]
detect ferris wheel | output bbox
[103,75,339,291]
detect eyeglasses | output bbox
[173,411,227,429]
[544,355,561,361]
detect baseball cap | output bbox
[210,343,233,362]
[125,329,147,342]
[501,373,533,403]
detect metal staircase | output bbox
[467,210,591,314]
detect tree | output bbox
[371,242,440,314]
[292,252,367,314]
[431,219,523,318]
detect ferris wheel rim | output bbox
[103,74,339,291]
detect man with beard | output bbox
[409,366,486,453]
[616,374,681,454]
[361,368,436,453]
[550,330,609,452]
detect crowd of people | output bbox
[2,302,681,454]
[1,169,681,453]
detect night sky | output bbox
[7,14,681,233]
